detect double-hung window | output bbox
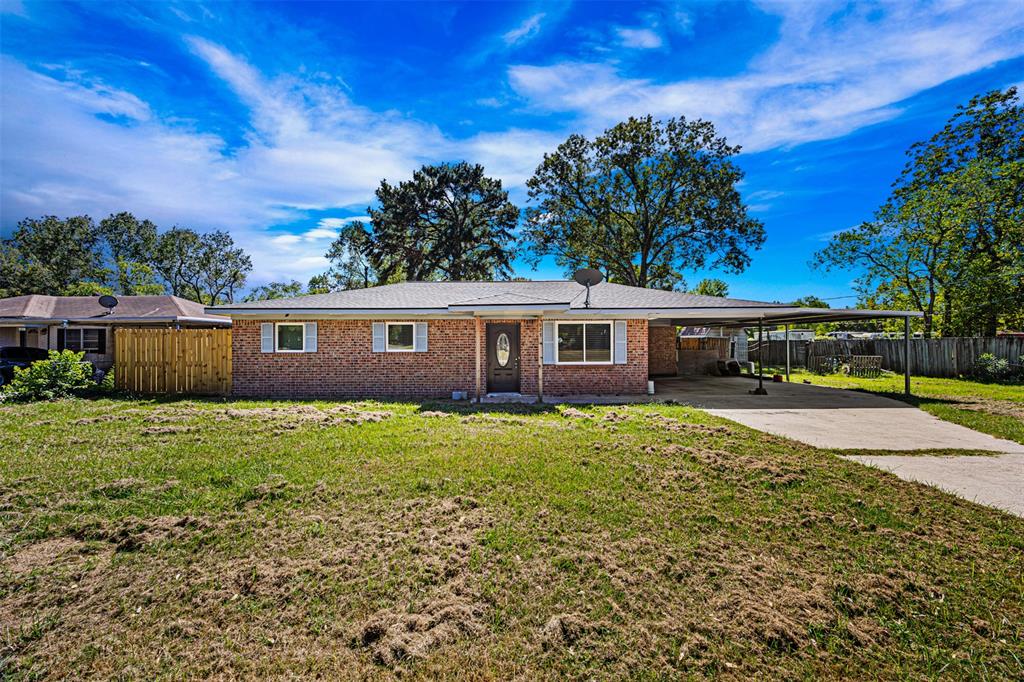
[556,322,612,364]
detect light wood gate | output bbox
[115,328,231,395]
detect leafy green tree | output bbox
[814,88,1023,336]
[115,260,165,296]
[97,212,160,295]
[0,216,107,296]
[244,280,305,301]
[792,295,830,308]
[524,115,765,290]
[361,162,518,282]
[306,273,332,294]
[690,278,728,297]
[153,228,251,304]
[324,221,378,289]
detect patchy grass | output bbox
[789,370,1024,445]
[1,397,1022,680]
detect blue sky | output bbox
[1,0,1022,302]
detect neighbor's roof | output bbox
[0,295,230,326]
[208,281,783,314]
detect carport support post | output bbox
[758,320,763,390]
[904,315,911,397]
[785,324,790,382]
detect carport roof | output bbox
[652,306,922,327]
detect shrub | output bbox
[968,353,1013,382]
[1,350,94,401]
[98,365,116,393]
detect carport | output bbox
[649,306,922,396]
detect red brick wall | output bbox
[541,319,649,396]
[231,317,649,398]
[232,319,476,399]
[648,325,677,376]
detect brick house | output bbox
[210,280,886,400]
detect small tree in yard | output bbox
[1,350,94,402]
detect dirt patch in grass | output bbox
[949,397,1024,420]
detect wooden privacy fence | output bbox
[752,337,1024,378]
[115,328,231,395]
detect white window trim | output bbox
[385,322,416,352]
[554,320,614,365]
[274,322,306,353]
[63,326,106,353]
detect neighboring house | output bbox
[208,281,916,399]
[0,295,230,371]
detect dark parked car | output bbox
[0,346,50,386]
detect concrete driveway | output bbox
[655,376,1024,516]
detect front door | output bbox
[486,322,520,393]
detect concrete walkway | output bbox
[843,453,1024,517]
[654,376,1024,516]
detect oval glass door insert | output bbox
[496,333,510,366]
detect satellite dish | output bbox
[573,269,603,308]
[98,295,119,315]
[573,269,604,287]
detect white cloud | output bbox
[503,13,545,46]
[509,1,1024,151]
[615,27,663,49]
[0,44,559,286]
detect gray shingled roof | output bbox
[0,295,230,324]
[209,281,786,312]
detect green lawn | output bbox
[784,371,1024,445]
[2,398,1022,679]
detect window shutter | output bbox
[372,322,386,352]
[260,323,274,353]
[97,329,107,355]
[542,321,556,364]
[57,328,66,351]
[414,322,428,352]
[304,322,317,353]
[614,321,627,364]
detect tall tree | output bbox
[690,278,728,297]
[362,162,518,282]
[0,215,107,296]
[814,88,1023,336]
[523,115,765,290]
[152,228,251,304]
[324,221,378,290]
[97,212,161,295]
